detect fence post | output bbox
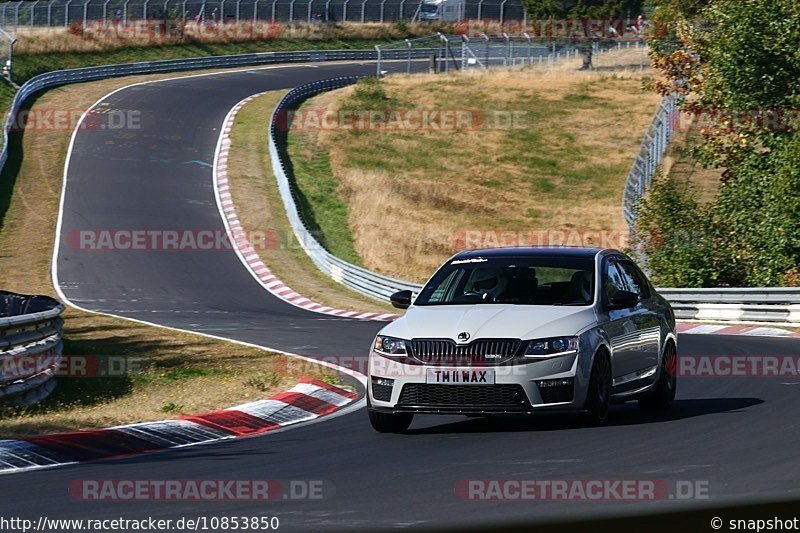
[360,0,366,22]
[288,0,294,22]
[30,0,39,25]
[64,0,71,26]
[523,32,531,63]
[342,0,348,21]
[461,34,468,70]
[379,0,386,22]
[406,38,411,74]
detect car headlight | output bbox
[373,335,409,357]
[524,336,579,358]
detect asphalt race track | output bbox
[1,62,799,530]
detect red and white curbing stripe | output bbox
[677,323,800,338]
[0,378,357,474]
[214,94,399,322]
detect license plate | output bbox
[425,368,495,385]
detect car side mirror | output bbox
[390,290,413,310]
[608,290,638,310]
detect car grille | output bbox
[397,384,528,408]
[409,338,522,365]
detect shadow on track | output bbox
[404,397,764,434]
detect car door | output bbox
[600,258,641,381]
[616,259,661,374]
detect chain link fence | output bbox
[622,93,679,230]
[0,0,526,27]
[376,34,646,74]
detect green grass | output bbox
[225,91,394,313]
[286,100,362,265]
[281,68,661,281]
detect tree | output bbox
[522,0,644,69]
[640,0,800,286]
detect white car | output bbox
[367,247,678,433]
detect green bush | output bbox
[641,0,800,287]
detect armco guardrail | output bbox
[0,291,65,403]
[269,76,422,301]
[0,47,439,170]
[659,288,800,324]
[267,77,799,326]
[1,46,794,325]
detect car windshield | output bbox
[415,256,595,306]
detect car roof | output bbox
[451,246,615,260]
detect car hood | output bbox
[381,304,597,341]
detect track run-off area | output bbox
[1,61,799,530]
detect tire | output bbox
[368,409,413,433]
[638,342,677,411]
[583,351,612,426]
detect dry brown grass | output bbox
[295,48,661,282]
[660,120,723,205]
[0,69,343,437]
[226,92,394,313]
[14,22,453,54]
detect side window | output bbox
[603,260,627,304]
[617,260,651,299]
[426,270,463,304]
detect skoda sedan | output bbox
[367,247,677,432]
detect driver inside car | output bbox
[468,268,509,302]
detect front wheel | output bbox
[639,342,677,411]
[583,351,612,426]
[368,409,413,433]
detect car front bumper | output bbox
[367,349,592,415]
